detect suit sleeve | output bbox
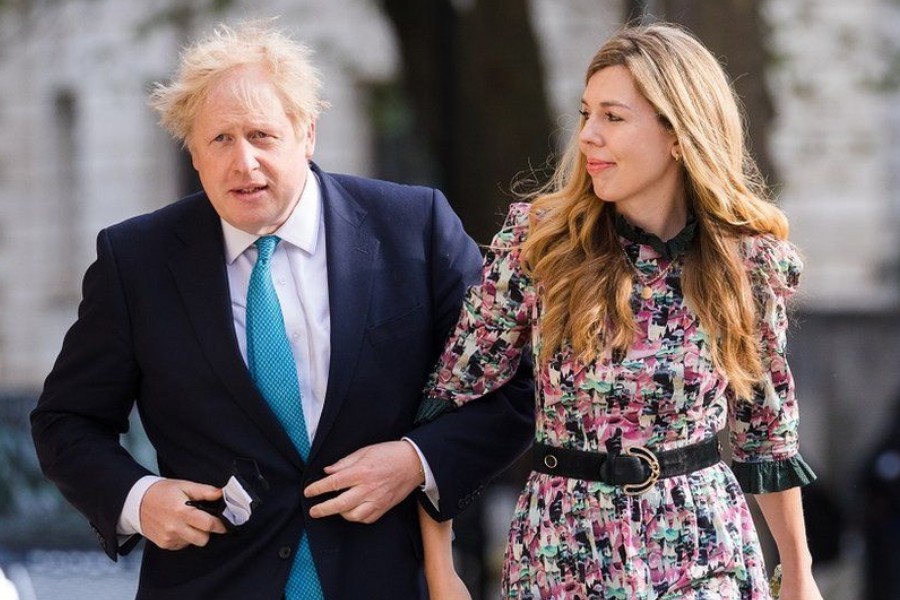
[31,228,153,559]
[405,197,534,521]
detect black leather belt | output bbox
[533,436,721,495]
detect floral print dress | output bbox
[418,203,815,599]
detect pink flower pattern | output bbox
[424,203,808,599]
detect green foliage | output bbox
[0,398,92,546]
[0,397,46,517]
[0,396,91,547]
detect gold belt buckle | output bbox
[622,446,661,495]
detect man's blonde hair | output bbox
[150,21,328,148]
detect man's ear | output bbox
[187,139,199,171]
[305,121,316,160]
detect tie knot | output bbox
[255,235,280,262]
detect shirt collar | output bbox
[221,171,323,264]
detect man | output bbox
[31,22,532,600]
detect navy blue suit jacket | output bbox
[31,165,534,599]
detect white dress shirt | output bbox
[117,173,436,538]
[224,171,331,440]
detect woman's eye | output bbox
[605,112,623,122]
[578,109,589,118]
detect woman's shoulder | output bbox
[740,233,803,297]
[489,202,533,250]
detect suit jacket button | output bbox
[278,546,293,560]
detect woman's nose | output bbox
[578,117,603,147]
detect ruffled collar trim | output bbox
[614,213,697,260]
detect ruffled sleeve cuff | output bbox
[415,397,457,425]
[732,455,817,494]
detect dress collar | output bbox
[614,212,697,260]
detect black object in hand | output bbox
[185,498,225,516]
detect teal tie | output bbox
[246,235,324,600]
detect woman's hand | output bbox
[776,565,823,600]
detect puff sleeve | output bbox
[416,202,536,422]
[728,235,817,493]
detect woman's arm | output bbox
[418,505,471,600]
[754,488,823,600]
[731,237,821,600]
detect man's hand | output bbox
[140,479,228,550]
[304,440,425,523]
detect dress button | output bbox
[278,546,292,559]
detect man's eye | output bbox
[251,131,272,139]
[212,134,229,143]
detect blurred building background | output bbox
[0,0,898,598]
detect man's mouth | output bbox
[233,185,267,195]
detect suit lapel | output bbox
[167,198,304,469]
[310,168,379,459]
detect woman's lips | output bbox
[586,159,614,175]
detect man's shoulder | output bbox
[100,193,217,260]
[106,192,212,236]
[321,170,438,206]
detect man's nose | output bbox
[232,139,260,173]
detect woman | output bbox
[419,23,823,600]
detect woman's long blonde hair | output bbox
[521,23,789,399]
